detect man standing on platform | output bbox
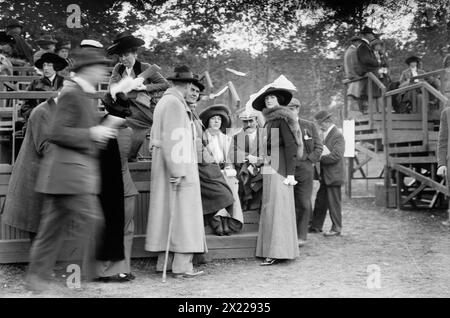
[287,98,323,246]
[309,110,345,237]
[145,65,206,278]
[25,47,115,292]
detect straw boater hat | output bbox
[314,110,333,124]
[106,31,145,55]
[70,47,111,72]
[80,39,104,49]
[199,104,232,132]
[35,34,58,46]
[405,55,421,65]
[34,52,68,71]
[251,87,293,111]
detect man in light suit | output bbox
[437,107,450,225]
[25,47,116,292]
[287,98,323,246]
[309,110,345,237]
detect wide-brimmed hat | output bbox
[35,52,68,71]
[199,104,232,132]
[70,47,111,72]
[36,34,58,46]
[314,110,333,124]
[191,73,205,91]
[106,31,145,55]
[0,31,15,45]
[166,65,197,83]
[55,41,71,52]
[405,55,421,65]
[252,87,293,111]
[80,39,104,49]
[102,92,131,118]
[6,19,22,29]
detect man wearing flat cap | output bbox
[26,47,116,292]
[145,65,206,278]
[107,31,170,162]
[287,98,323,245]
[4,18,33,65]
[20,52,67,133]
[309,110,345,237]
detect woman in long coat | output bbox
[252,87,303,265]
[1,97,57,240]
[145,66,206,276]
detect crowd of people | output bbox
[0,19,346,292]
[343,26,443,118]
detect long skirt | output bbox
[256,167,299,260]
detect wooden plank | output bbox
[392,164,449,196]
[0,76,41,82]
[385,82,424,97]
[0,165,12,173]
[388,144,435,154]
[390,156,437,164]
[402,182,427,205]
[0,91,106,99]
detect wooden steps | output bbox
[0,232,259,264]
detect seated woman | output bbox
[199,105,244,236]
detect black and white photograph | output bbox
[0,0,449,301]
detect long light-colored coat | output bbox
[145,87,206,253]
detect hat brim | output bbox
[166,77,197,83]
[315,113,332,124]
[107,36,145,55]
[405,56,421,65]
[252,88,293,111]
[36,39,58,46]
[35,53,68,71]
[191,79,205,91]
[199,105,231,131]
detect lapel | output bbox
[325,126,336,146]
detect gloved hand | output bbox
[132,77,145,90]
[223,167,237,177]
[247,154,259,164]
[437,166,447,177]
[283,175,298,186]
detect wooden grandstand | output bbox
[344,69,449,210]
[0,68,253,263]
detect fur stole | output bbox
[262,106,304,159]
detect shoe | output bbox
[124,273,136,280]
[209,215,224,236]
[323,230,341,237]
[308,227,322,233]
[298,239,307,247]
[172,270,204,278]
[222,217,231,236]
[93,276,112,283]
[260,258,279,266]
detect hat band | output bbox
[171,71,193,79]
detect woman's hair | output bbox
[120,47,138,55]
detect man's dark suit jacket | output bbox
[320,126,345,186]
[297,118,322,164]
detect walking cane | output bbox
[162,179,179,283]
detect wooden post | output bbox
[421,86,429,149]
[343,85,348,121]
[345,157,353,198]
[396,169,401,209]
[368,78,374,129]
[384,96,392,208]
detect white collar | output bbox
[72,76,96,94]
[47,74,56,83]
[324,124,336,140]
[361,38,370,44]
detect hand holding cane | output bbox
[162,177,181,283]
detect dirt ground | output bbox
[2,195,450,298]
